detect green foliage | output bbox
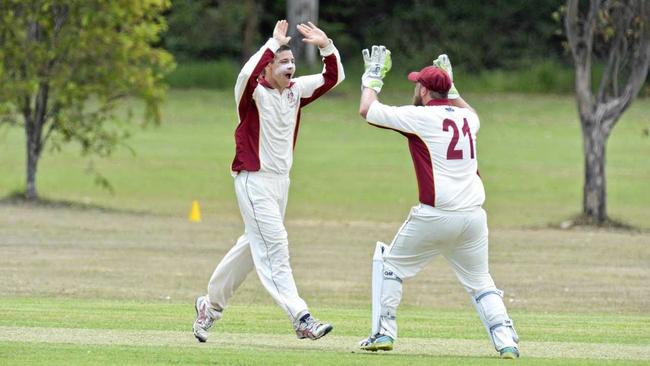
[164,0,247,61]
[0,0,175,194]
[161,1,566,74]
[459,60,575,94]
[164,60,238,89]
[166,58,576,94]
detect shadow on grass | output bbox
[546,213,643,233]
[0,190,160,217]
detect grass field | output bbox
[1,89,649,228]
[1,89,649,365]
[0,204,649,365]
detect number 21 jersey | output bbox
[366,99,485,211]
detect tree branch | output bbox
[566,0,602,121]
[601,0,650,133]
[597,7,626,103]
[41,102,61,147]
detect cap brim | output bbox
[407,71,420,83]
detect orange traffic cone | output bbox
[188,200,202,222]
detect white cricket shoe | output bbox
[294,315,333,340]
[192,295,222,342]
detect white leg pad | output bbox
[371,242,387,335]
[472,288,519,351]
[378,266,402,340]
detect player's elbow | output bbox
[359,104,369,119]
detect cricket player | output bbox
[192,20,344,342]
[356,46,520,359]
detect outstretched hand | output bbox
[273,20,291,46]
[296,22,329,48]
[361,45,392,94]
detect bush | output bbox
[165,58,583,95]
[164,60,239,89]
[459,60,575,94]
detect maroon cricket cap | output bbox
[407,66,451,93]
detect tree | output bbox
[564,0,650,224]
[241,0,260,63]
[0,0,175,200]
[287,0,319,66]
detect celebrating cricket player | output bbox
[356,46,520,359]
[192,20,344,342]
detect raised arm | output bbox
[234,20,291,103]
[359,88,378,119]
[295,22,345,106]
[432,54,476,114]
[359,45,391,118]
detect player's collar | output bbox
[258,77,295,89]
[425,98,453,106]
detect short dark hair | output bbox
[277,45,292,53]
[429,90,448,99]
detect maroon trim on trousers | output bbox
[231,48,276,172]
[300,54,339,108]
[368,122,436,206]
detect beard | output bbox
[412,94,423,106]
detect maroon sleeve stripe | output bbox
[231,48,276,172]
[299,54,339,107]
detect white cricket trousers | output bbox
[379,204,517,350]
[206,171,308,322]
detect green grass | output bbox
[1,298,648,365]
[1,89,649,229]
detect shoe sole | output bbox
[500,352,518,359]
[193,297,207,343]
[360,342,393,352]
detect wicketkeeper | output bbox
[357,46,520,359]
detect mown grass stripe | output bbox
[1,326,648,361]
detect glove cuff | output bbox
[447,83,460,99]
[361,79,383,94]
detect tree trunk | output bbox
[581,123,608,223]
[287,0,319,66]
[25,121,41,200]
[23,82,49,201]
[240,0,258,63]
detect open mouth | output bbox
[284,73,292,80]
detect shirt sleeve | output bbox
[295,40,345,107]
[234,38,280,106]
[365,101,420,134]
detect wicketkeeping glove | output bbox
[433,54,460,99]
[361,45,392,93]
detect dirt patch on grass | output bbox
[1,204,648,313]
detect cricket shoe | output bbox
[294,314,333,340]
[192,295,222,343]
[359,333,394,352]
[499,346,520,359]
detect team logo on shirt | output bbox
[287,90,296,104]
